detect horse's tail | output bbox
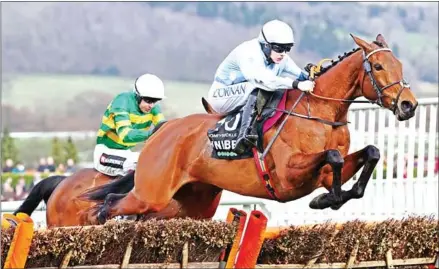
[79,171,135,202]
[13,175,66,216]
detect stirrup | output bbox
[233,136,257,155]
[246,132,258,140]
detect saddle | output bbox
[95,170,121,179]
[204,89,288,160]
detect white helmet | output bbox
[134,73,166,99]
[258,19,295,45]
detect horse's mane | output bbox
[315,41,384,77]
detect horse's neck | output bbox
[300,51,363,121]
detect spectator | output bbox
[65,158,77,174]
[1,177,15,201]
[11,162,26,174]
[37,157,48,172]
[46,156,56,172]
[14,178,29,200]
[2,159,14,173]
[57,163,66,174]
[30,173,43,189]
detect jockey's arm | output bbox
[238,55,294,91]
[281,56,309,81]
[150,104,165,127]
[113,111,154,144]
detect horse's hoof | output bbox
[97,208,108,224]
[330,203,343,210]
[124,215,138,221]
[309,193,330,210]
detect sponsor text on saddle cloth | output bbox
[207,88,288,160]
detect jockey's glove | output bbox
[292,80,315,92]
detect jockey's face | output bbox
[269,44,292,64]
[138,97,160,113]
[270,50,286,64]
[139,99,154,113]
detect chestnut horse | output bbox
[19,33,417,227]
[79,33,417,224]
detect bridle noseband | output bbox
[362,47,410,113]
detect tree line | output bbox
[2,2,437,83]
[1,127,79,167]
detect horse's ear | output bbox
[376,34,389,48]
[350,33,373,52]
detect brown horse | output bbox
[75,33,417,225]
[33,33,417,227]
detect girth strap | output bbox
[252,147,281,201]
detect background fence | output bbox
[2,98,438,227]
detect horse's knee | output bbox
[365,145,380,161]
[351,183,365,199]
[326,149,344,167]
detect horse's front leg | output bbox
[282,149,345,209]
[312,145,381,210]
[306,149,346,210]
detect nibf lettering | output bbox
[210,140,237,150]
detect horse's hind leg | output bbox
[313,145,381,210]
[173,183,223,219]
[94,173,189,223]
[96,193,128,224]
[139,184,223,221]
[97,191,150,223]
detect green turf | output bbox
[2,73,437,117]
[2,73,211,117]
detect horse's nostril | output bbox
[401,101,413,113]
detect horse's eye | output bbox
[374,63,383,71]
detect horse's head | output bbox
[351,34,418,121]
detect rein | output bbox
[260,92,305,160]
[271,106,348,127]
[309,92,371,103]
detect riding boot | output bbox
[233,93,258,155]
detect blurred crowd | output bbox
[1,154,437,203]
[1,156,78,201]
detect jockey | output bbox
[206,19,315,154]
[93,73,166,177]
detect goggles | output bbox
[270,43,293,53]
[139,96,161,104]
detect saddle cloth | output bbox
[207,89,288,160]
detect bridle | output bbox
[260,47,412,160]
[309,47,411,114]
[361,48,410,113]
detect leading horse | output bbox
[80,33,418,224]
[17,33,418,227]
